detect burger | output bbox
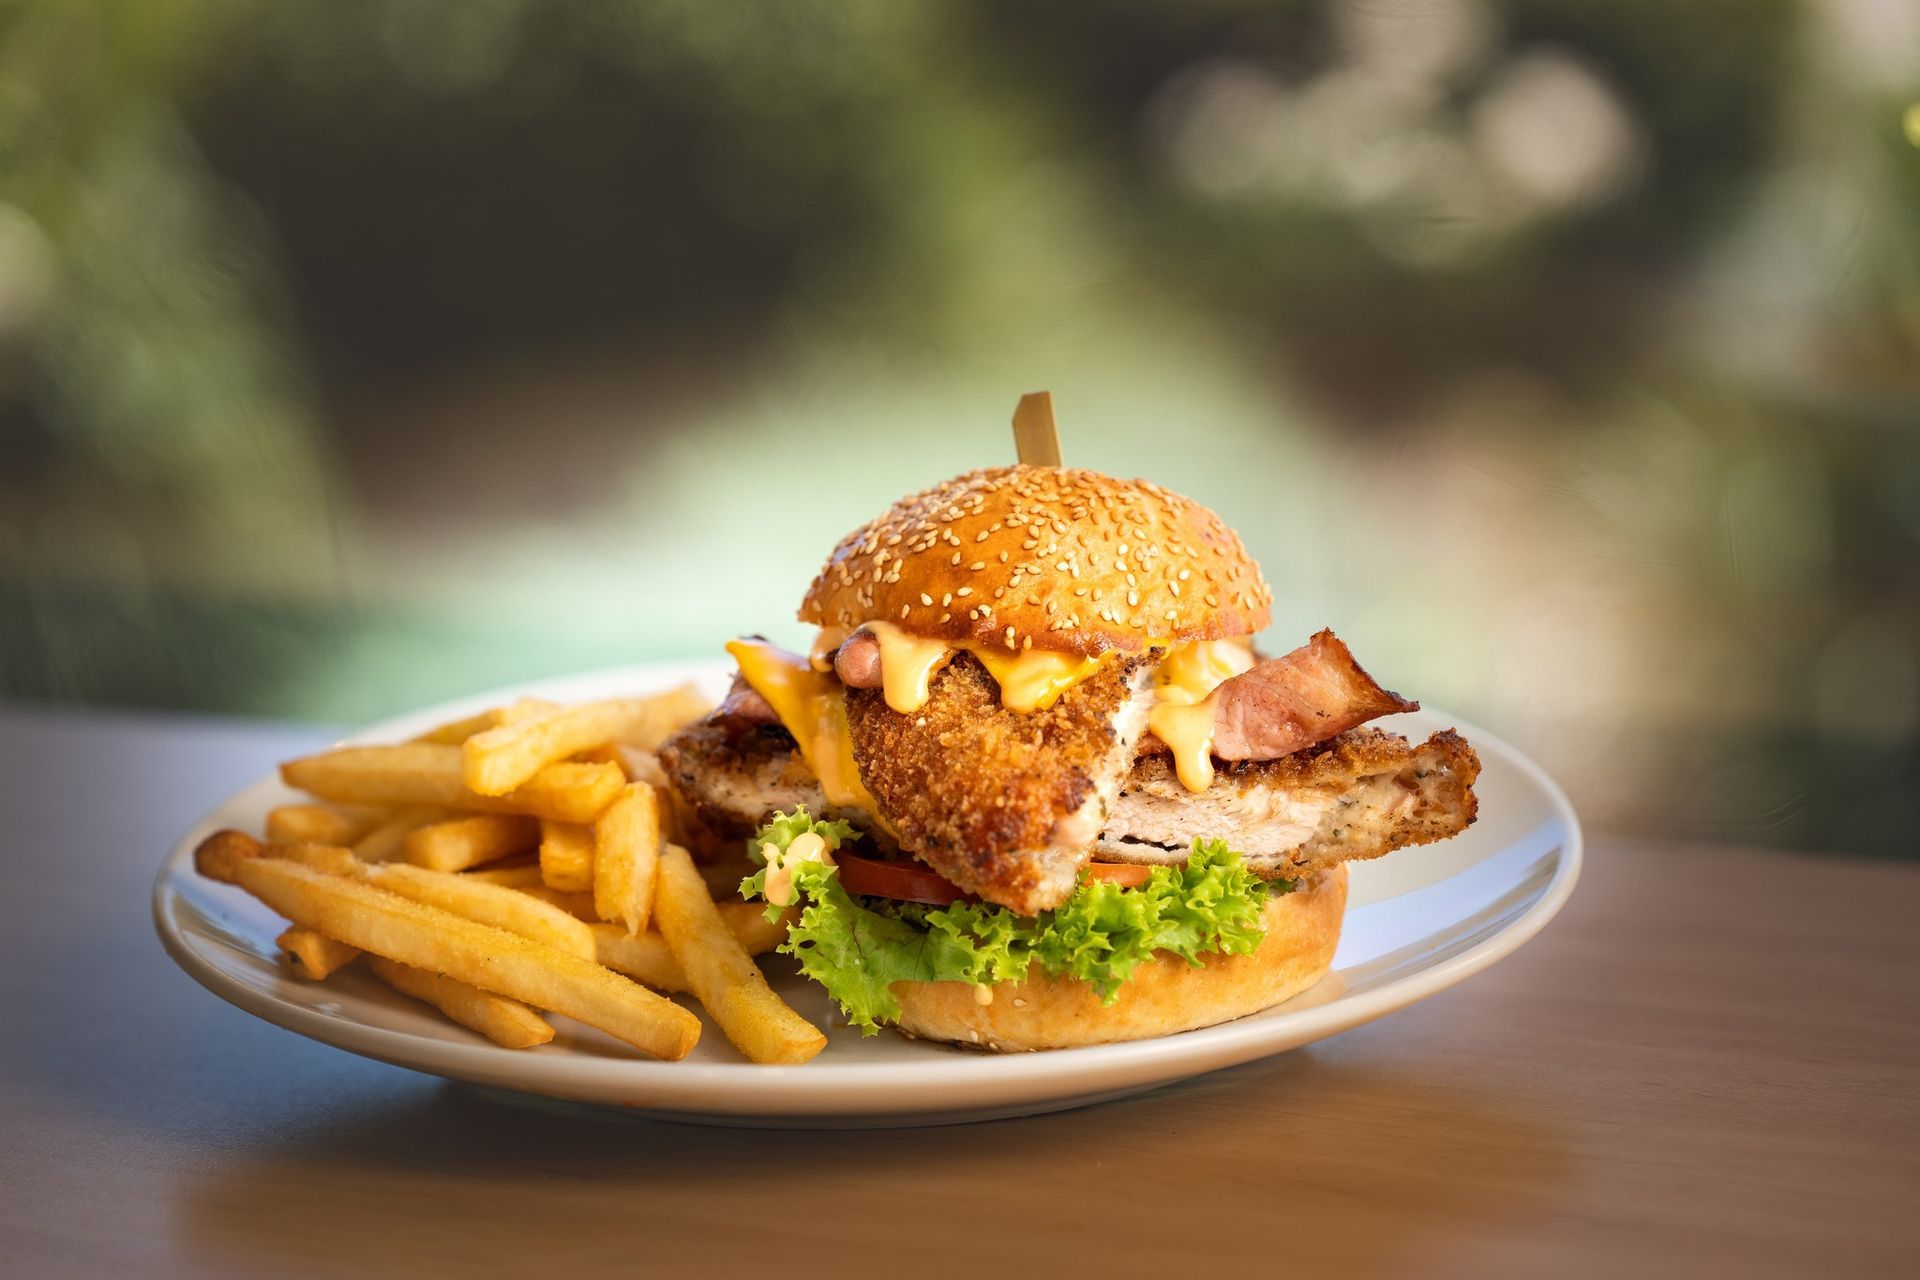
[659,456,1480,1051]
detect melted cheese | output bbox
[1147,639,1256,792]
[726,638,877,813]
[820,624,1108,715]
[1149,700,1221,793]
[806,626,849,674]
[789,625,1252,793]
[971,646,1107,713]
[859,621,956,713]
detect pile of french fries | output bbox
[193,687,826,1065]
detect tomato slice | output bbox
[833,853,972,905]
[833,853,1155,903]
[1084,862,1154,889]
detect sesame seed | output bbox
[956,587,972,597]
[970,561,985,571]
[900,604,910,618]
[919,593,933,606]
[1127,590,1139,606]
[941,592,952,606]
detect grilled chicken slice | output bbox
[659,720,852,859]
[844,651,1157,914]
[1097,727,1480,880]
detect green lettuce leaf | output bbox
[738,807,861,919]
[741,831,1283,1034]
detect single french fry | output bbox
[717,899,798,957]
[366,955,555,1049]
[265,803,383,846]
[589,926,684,990]
[590,904,796,993]
[594,783,661,936]
[571,744,622,767]
[195,829,268,882]
[351,805,457,863]
[460,860,544,888]
[461,689,710,797]
[656,844,825,1064]
[278,927,361,980]
[282,744,623,824]
[360,862,595,960]
[264,841,362,875]
[402,813,538,873]
[411,698,559,746]
[538,820,595,893]
[228,858,700,1060]
[521,885,602,921]
[199,831,359,880]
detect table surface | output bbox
[0,706,1915,1279]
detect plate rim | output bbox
[153,657,1582,1113]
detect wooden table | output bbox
[1,708,1914,1278]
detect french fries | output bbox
[521,885,601,921]
[207,685,832,1065]
[656,844,825,1065]
[411,698,557,746]
[402,813,538,873]
[282,744,623,824]
[460,861,544,888]
[537,820,594,893]
[366,956,554,1049]
[221,856,700,1060]
[279,927,361,980]
[460,689,709,797]
[265,804,381,846]
[360,862,596,960]
[594,783,661,936]
[590,904,795,993]
[352,805,457,863]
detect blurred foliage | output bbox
[0,0,1916,856]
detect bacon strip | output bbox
[1207,630,1417,761]
[713,673,780,728]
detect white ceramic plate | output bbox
[154,659,1580,1127]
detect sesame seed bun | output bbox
[891,865,1346,1051]
[799,465,1274,656]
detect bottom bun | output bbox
[892,864,1348,1052]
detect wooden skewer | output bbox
[1011,391,1062,467]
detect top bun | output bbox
[799,465,1272,656]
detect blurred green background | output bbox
[2,0,1916,856]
